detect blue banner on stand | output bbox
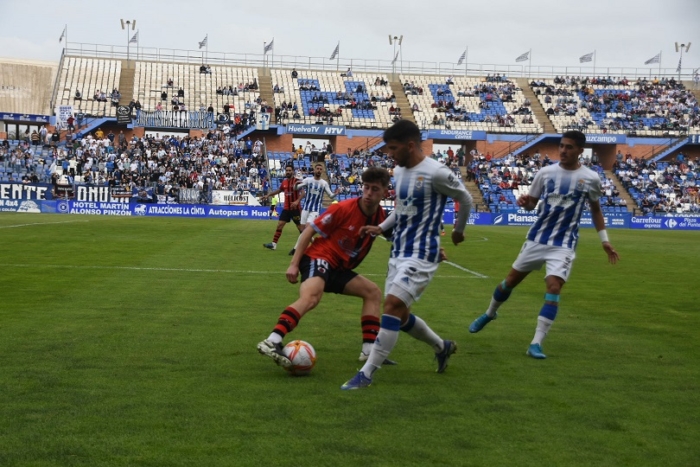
[0,112,51,123]
[584,134,627,144]
[284,124,346,136]
[425,129,487,140]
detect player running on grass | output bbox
[468,130,620,359]
[289,162,337,256]
[257,167,397,367]
[341,119,474,390]
[260,165,304,250]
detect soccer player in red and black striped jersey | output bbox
[261,165,304,251]
[257,167,396,367]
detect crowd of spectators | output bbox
[0,118,267,203]
[614,154,699,214]
[442,78,532,127]
[532,76,700,134]
[216,79,259,96]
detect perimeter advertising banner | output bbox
[0,200,271,218]
[629,215,700,230]
[2,186,699,230]
[441,209,493,226]
[491,210,631,228]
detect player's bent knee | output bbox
[363,284,382,303]
[303,293,323,310]
[384,294,410,321]
[545,276,565,295]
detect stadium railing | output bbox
[63,42,694,81]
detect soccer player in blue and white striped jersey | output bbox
[342,120,474,390]
[290,163,336,255]
[469,130,620,359]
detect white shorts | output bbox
[300,210,320,225]
[385,257,438,307]
[512,240,576,282]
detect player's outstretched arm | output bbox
[261,187,282,200]
[359,225,383,238]
[360,211,396,238]
[590,199,620,265]
[602,242,620,264]
[432,167,473,240]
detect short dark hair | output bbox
[383,119,421,144]
[361,167,391,187]
[562,130,586,148]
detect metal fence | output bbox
[64,42,696,81]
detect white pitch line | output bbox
[1,264,478,279]
[443,260,489,279]
[0,220,89,229]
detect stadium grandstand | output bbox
[1,42,699,219]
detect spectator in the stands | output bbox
[74,90,82,100]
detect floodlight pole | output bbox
[121,19,136,61]
[389,35,403,79]
[675,42,691,81]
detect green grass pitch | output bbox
[0,213,698,466]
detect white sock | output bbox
[485,298,503,317]
[403,315,443,352]
[361,342,372,356]
[360,327,399,377]
[531,316,553,345]
[293,234,301,251]
[267,333,283,344]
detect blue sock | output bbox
[493,279,512,302]
[539,294,559,321]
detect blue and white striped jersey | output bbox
[526,163,602,249]
[383,158,473,263]
[297,177,334,213]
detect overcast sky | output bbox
[1,0,698,73]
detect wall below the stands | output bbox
[262,133,293,152]
[616,143,700,162]
[475,140,514,157]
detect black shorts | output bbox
[279,209,301,224]
[299,255,357,294]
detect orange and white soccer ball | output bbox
[283,340,317,376]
